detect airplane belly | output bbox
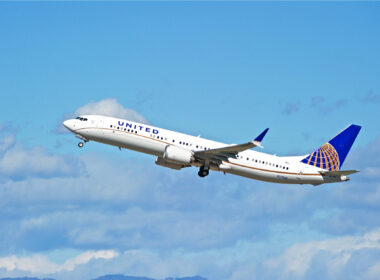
[226,163,279,183]
[226,163,324,185]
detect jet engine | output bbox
[163,145,194,165]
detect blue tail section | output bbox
[255,128,269,142]
[301,124,361,170]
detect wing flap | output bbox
[194,128,269,163]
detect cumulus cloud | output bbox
[0,250,118,275]
[264,228,380,280]
[0,134,15,153]
[0,125,16,153]
[0,125,84,181]
[2,120,380,279]
[3,228,380,280]
[57,98,148,134]
[75,98,148,124]
[0,143,83,180]
[0,147,322,255]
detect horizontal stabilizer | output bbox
[319,170,359,176]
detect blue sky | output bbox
[0,2,380,280]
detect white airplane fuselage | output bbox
[63,115,350,185]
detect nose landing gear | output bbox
[75,134,89,148]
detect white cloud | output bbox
[265,228,380,279]
[0,134,15,153]
[75,98,148,124]
[0,254,57,274]
[2,124,380,280]
[0,144,83,180]
[61,250,119,271]
[0,250,119,275]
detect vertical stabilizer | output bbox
[301,124,361,171]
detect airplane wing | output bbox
[194,128,269,164]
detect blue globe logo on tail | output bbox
[301,124,361,171]
[302,143,340,171]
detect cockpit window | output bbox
[75,117,88,121]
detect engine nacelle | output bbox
[155,157,183,170]
[163,145,194,165]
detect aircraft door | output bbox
[296,163,304,181]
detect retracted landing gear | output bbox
[198,164,209,178]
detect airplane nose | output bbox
[63,119,74,131]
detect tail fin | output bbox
[301,124,361,171]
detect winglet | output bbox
[254,128,269,143]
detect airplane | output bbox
[63,115,361,185]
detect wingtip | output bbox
[254,128,269,143]
[252,140,264,149]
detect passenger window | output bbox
[110,125,112,128]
